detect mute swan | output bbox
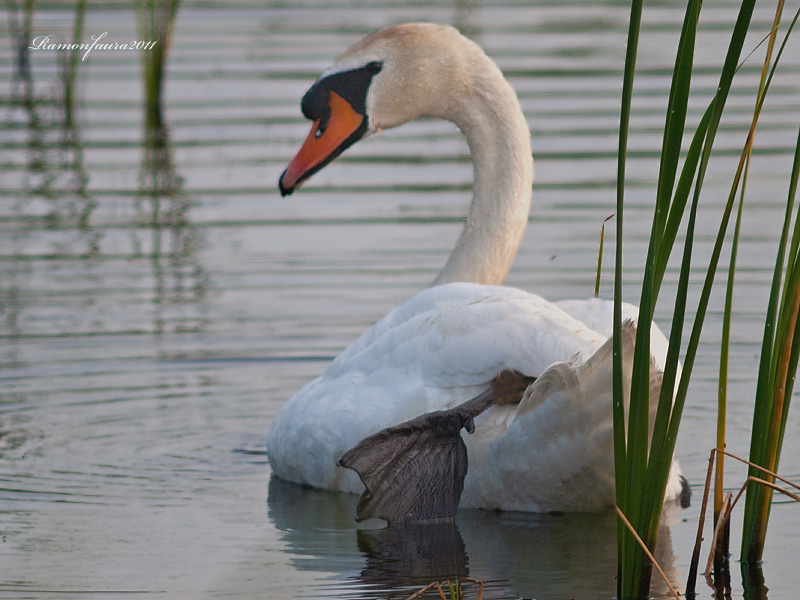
[267,22,689,520]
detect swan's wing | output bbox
[555,297,671,373]
[330,283,608,387]
[268,283,607,493]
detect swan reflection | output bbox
[267,476,682,599]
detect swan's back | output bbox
[269,284,609,497]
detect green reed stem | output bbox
[63,0,86,130]
[135,0,182,129]
[613,0,640,590]
[742,116,800,565]
[615,0,758,595]
[737,1,800,565]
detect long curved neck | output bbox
[432,63,533,286]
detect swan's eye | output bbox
[314,106,332,138]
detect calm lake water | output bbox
[2,2,800,599]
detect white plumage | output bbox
[267,283,685,512]
[267,23,686,513]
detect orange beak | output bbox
[279,91,365,196]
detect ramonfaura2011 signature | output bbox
[28,32,157,62]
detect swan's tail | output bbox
[517,319,661,428]
[463,320,688,512]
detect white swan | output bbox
[267,22,688,517]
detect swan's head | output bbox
[279,23,480,196]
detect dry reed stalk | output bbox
[615,505,681,600]
[404,578,483,600]
[688,448,800,591]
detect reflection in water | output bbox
[6,1,34,98]
[2,6,93,353]
[704,546,734,600]
[357,523,468,588]
[7,29,92,232]
[135,7,209,340]
[138,122,208,337]
[741,562,769,600]
[1,3,206,348]
[56,0,87,131]
[267,476,683,599]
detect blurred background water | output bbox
[1,1,799,598]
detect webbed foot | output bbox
[338,369,534,525]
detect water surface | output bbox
[2,2,800,598]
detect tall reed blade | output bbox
[732,2,800,564]
[614,0,758,596]
[742,121,800,563]
[612,0,641,592]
